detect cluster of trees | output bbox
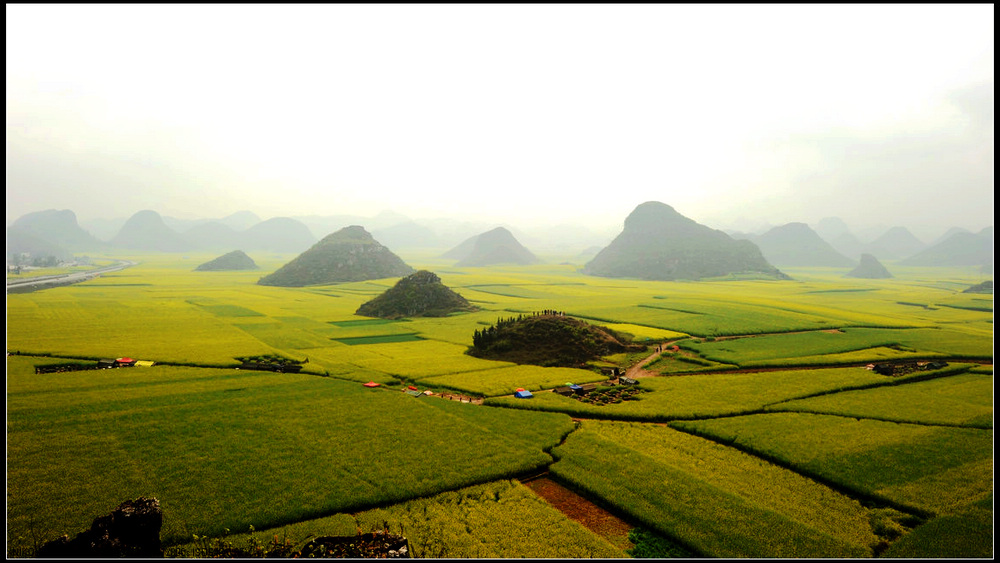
[471,311,568,351]
[9,254,62,268]
[472,315,527,351]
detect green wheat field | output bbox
[5,253,993,558]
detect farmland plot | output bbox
[486,366,924,420]
[683,327,994,367]
[5,259,993,558]
[767,371,994,428]
[167,480,627,558]
[6,360,574,548]
[670,412,993,517]
[548,421,876,558]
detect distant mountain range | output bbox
[6,207,993,273]
[898,227,993,267]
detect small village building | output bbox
[514,390,533,399]
[363,381,381,388]
[116,357,137,367]
[134,360,155,367]
[99,359,117,369]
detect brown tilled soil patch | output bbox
[524,477,635,552]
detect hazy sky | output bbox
[6,4,994,239]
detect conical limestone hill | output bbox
[898,227,993,267]
[10,209,106,252]
[583,201,789,281]
[111,210,194,252]
[845,253,893,279]
[444,227,541,266]
[257,225,414,287]
[864,226,926,260]
[195,250,259,271]
[356,270,477,319]
[750,222,856,267]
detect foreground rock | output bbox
[357,270,478,319]
[36,497,163,558]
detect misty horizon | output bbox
[8,202,992,255]
[6,5,994,247]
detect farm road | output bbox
[624,348,666,379]
[6,260,136,292]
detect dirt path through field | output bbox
[522,476,635,552]
[624,348,664,379]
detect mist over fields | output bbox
[5,4,993,254]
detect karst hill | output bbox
[962,280,993,294]
[469,313,642,368]
[749,222,856,267]
[845,253,893,279]
[194,250,259,271]
[583,201,789,281]
[864,226,926,260]
[899,227,993,268]
[110,210,195,252]
[356,270,478,319]
[9,209,106,253]
[257,225,414,287]
[443,227,541,266]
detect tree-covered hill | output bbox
[356,270,478,319]
[469,313,643,368]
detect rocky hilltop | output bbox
[845,253,893,279]
[583,201,789,281]
[356,270,477,319]
[194,250,258,271]
[444,227,541,266]
[257,226,414,287]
